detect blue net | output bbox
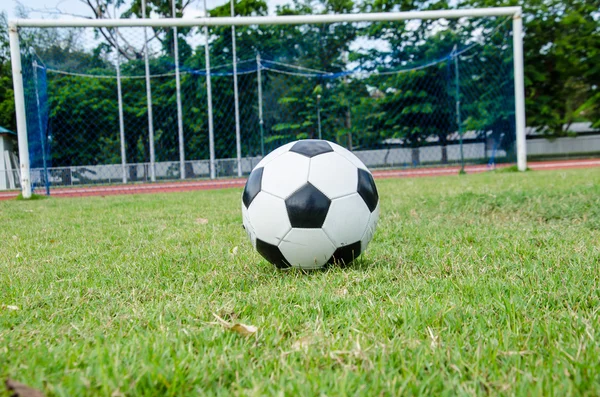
[18,16,516,195]
[21,54,51,193]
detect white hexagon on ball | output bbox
[361,202,380,250]
[261,151,310,199]
[242,139,380,270]
[323,193,371,247]
[279,229,336,269]
[254,141,295,169]
[308,152,358,199]
[241,204,256,247]
[247,191,291,246]
[330,142,369,171]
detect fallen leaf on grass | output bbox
[230,323,258,336]
[5,379,45,397]
[212,313,257,336]
[231,246,238,256]
[195,218,209,225]
[111,389,125,397]
[291,336,313,351]
[427,327,439,349]
[335,288,348,296]
[2,305,18,311]
[498,350,534,356]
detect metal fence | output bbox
[12,13,522,195]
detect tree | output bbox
[350,0,461,163]
[460,0,600,136]
[201,0,271,158]
[0,12,16,132]
[119,0,193,60]
[25,0,195,60]
[9,0,597,176]
[261,0,359,149]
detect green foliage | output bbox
[0,74,15,132]
[14,192,47,200]
[495,164,531,172]
[461,0,600,136]
[7,0,598,169]
[204,0,361,152]
[0,12,16,132]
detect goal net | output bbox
[9,8,525,197]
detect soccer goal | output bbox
[9,7,526,198]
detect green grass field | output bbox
[1,168,599,396]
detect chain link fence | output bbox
[13,16,517,195]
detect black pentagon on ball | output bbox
[290,140,333,158]
[285,183,331,228]
[256,238,291,269]
[357,169,379,212]
[242,167,263,208]
[328,241,362,266]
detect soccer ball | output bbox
[241,139,380,270]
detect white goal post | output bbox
[9,7,526,199]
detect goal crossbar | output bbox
[10,7,522,28]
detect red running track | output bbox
[1,159,599,201]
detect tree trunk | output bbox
[411,148,420,166]
[129,165,137,182]
[61,168,72,186]
[441,145,448,164]
[346,108,353,150]
[185,162,195,179]
[484,135,488,161]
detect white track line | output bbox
[1,160,598,200]
[529,160,600,168]
[49,179,246,196]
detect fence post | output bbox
[316,94,322,140]
[173,0,186,179]
[32,61,50,195]
[204,0,216,179]
[8,23,31,198]
[231,0,242,177]
[115,29,127,184]
[453,46,464,172]
[257,53,265,157]
[142,0,156,182]
[513,9,527,171]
